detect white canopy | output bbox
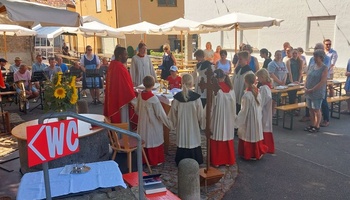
[198,12,283,30]
[79,21,125,38]
[33,25,78,39]
[0,0,81,27]
[198,12,283,52]
[0,24,36,36]
[149,18,203,35]
[116,21,161,34]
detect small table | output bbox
[12,114,109,174]
[17,160,127,200]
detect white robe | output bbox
[130,55,157,87]
[236,91,264,142]
[210,89,236,141]
[194,64,215,99]
[169,98,205,149]
[259,85,273,132]
[232,69,254,105]
[135,95,171,148]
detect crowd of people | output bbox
[1,38,350,168]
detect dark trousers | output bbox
[200,98,206,108]
[287,90,297,104]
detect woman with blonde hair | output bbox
[169,73,205,166]
[213,45,222,64]
[204,42,214,63]
[160,43,176,79]
[236,73,268,160]
[256,68,274,153]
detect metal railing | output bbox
[38,111,144,200]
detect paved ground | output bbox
[223,105,350,200]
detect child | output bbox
[236,73,268,160]
[256,68,275,154]
[210,69,236,167]
[135,76,172,166]
[166,65,182,89]
[168,73,205,166]
[232,51,254,114]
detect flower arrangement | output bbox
[43,72,78,112]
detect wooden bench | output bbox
[327,96,350,119]
[276,102,307,130]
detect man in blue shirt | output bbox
[56,57,68,73]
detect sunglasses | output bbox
[87,49,93,51]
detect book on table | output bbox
[143,174,162,185]
[144,182,167,194]
[143,174,166,194]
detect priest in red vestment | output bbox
[104,47,136,123]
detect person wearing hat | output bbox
[166,65,181,90]
[10,57,22,73]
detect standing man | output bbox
[324,39,338,97]
[104,47,136,123]
[281,42,291,59]
[130,42,157,86]
[10,57,22,73]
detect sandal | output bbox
[308,127,320,133]
[304,126,313,131]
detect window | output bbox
[96,0,101,12]
[306,16,336,51]
[107,0,112,11]
[158,0,177,7]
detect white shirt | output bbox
[130,55,156,87]
[259,85,273,132]
[169,98,205,148]
[135,94,171,148]
[236,91,264,142]
[210,89,236,141]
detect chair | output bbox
[105,119,152,173]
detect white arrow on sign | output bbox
[28,125,46,161]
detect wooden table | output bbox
[12,114,109,174]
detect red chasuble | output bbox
[0,72,5,89]
[104,60,136,123]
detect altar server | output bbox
[135,76,171,166]
[169,73,205,166]
[236,73,268,160]
[210,69,236,167]
[256,68,275,153]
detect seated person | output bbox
[10,57,22,73]
[166,66,182,89]
[44,57,62,79]
[0,58,14,101]
[69,61,84,82]
[14,64,39,108]
[62,42,70,56]
[56,56,68,73]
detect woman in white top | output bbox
[256,68,274,154]
[169,74,205,166]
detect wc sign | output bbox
[27,119,80,167]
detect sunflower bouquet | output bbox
[43,72,78,112]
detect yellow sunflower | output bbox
[70,76,76,87]
[55,72,64,86]
[54,87,66,99]
[70,93,78,104]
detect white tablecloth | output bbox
[17,160,126,200]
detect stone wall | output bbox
[0,36,34,68]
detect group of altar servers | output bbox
[104,47,275,168]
